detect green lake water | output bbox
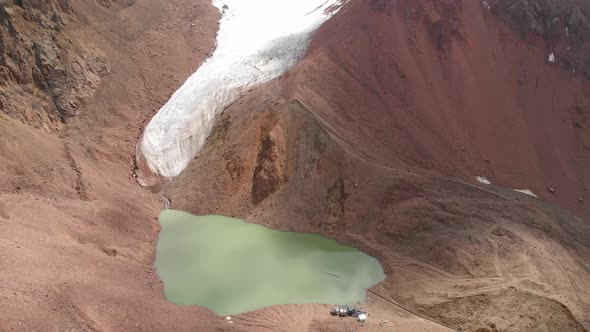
[155,210,385,316]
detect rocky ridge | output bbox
[489,0,590,76]
[0,0,109,130]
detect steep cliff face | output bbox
[0,0,108,130]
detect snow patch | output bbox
[548,52,556,63]
[513,189,538,197]
[476,176,492,185]
[137,0,348,185]
[475,177,537,197]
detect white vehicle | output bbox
[357,313,367,322]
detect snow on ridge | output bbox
[136,0,348,185]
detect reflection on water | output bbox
[155,210,385,315]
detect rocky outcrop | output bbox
[489,0,590,77]
[251,124,287,205]
[94,0,136,8]
[369,0,590,75]
[0,0,109,130]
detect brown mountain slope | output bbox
[0,0,224,330]
[167,96,590,331]
[291,0,590,218]
[0,0,109,129]
[164,0,590,330]
[1,0,590,331]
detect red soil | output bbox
[0,0,223,330]
[165,0,590,330]
[293,0,590,218]
[2,0,590,331]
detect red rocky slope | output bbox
[0,0,110,129]
[290,0,590,217]
[165,0,590,330]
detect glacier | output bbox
[136,0,347,186]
